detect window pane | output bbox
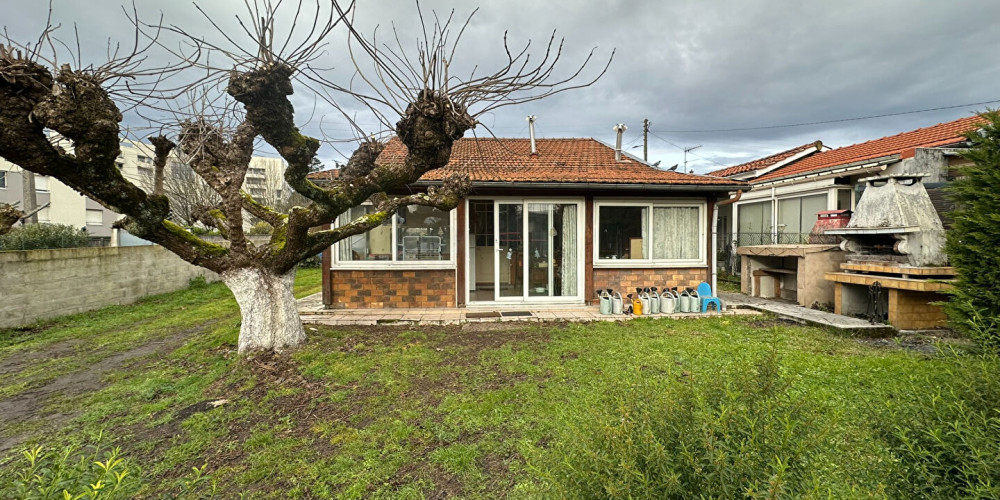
[339,206,392,261]
[598,206,647,259]
[396,205,450,261]
[837,189,852,210]
[651,207,699,260]
[0,171,6,188]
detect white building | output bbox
[0,139,288,245]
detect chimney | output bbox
[613,123,627,161]
[527,115,537,155]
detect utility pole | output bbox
[642,118,649,162]
[684,145,702,172]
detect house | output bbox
[712,116,981,248]
[709,115,982,328]
[314,134,744,309]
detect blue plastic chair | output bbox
[697,282,723,313]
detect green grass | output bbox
[1,272,997,498]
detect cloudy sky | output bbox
[5,0,1000,173]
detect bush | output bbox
[945,110,1000,351]
[550,345,829,499]
[876,355,1000,499]
[1,438,218,499]
[3,441,140,499]
[0,223,90,250]
[247,221,273,236]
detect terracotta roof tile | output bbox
[307,169,339,180]
[754,115,984,182]
[376,137,741,186]
[709,141,822,177]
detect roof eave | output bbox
[751,155,901,187]
[412,180,745,192]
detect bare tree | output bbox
[0,2,610,354]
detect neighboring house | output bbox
[708,116,982,328]
[312,136,744,309]
[711,116,981,249]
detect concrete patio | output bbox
[297,292,758,326]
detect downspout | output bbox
[770,186,778,243]
[711,199,719,297]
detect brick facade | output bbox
[888,289,948,330]
[328,269,456,309]
[592,267,708,302]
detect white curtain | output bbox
[652,207,699,260]
[560,205,578,296]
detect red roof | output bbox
[709,141,822,178]
[375,137,739,186]
[754,115,984,182]
[307,169,338,181]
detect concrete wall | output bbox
[0,246,218,328]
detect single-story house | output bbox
[707,115,982,327]
[711,116,981,248]
[312,136,744,309]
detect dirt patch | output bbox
[744,318,802,329]
[854,331,969,355]
[0,339,84,377]
[0,321,217,455]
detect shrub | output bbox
[945,110,1000,351]
[1,437,218,500]
[2,441,140,499]
[876,355,1000,499]
[550,345,829,499]
[0,223,90,250]
[247,221,273,236]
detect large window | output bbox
[596,201,704,265]
[337,204,452,264]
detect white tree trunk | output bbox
[222,267,306,354]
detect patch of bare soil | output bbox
[745,318,802,329]
[0,321,217,455]
[854,330,969,355]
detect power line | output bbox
[657,99,1000,133]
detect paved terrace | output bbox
[298,293,758,326]
[719,292,896,335]
[299,292,899,335]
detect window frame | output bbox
[0,170,6,189]
[594,198,707,268]
[86,209,104,225]
[331,203,458,270]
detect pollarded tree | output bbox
[0,2,610,353]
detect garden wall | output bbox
[0,246,218,328]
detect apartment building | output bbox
[1,139,288,245]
